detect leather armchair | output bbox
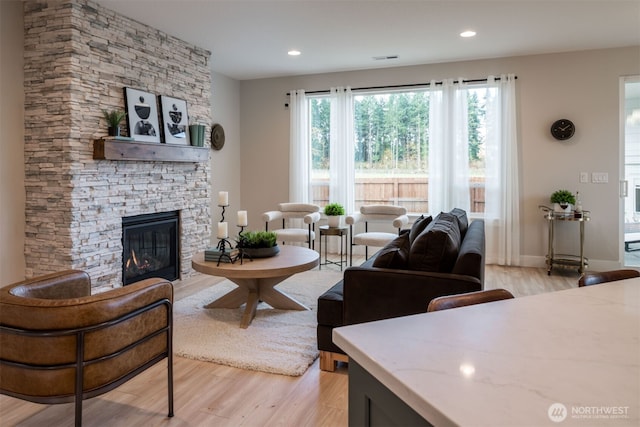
[0,270,174,427]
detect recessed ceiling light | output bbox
[288,50,301,56]
[373,55,399,61]
[460,30,476,38]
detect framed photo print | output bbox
[159,95,190,145]
[123,87,161,143]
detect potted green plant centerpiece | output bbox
[550,189,576,213]
[102,109,126,137]
[324,202,345,228]
[236,230,280,258]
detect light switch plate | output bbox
[592,172,609,183]
[580,172,589,183]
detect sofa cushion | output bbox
[450,208,468,238]
[408,212,461,272]
[452,219,485,282]
[409,214,432,245]
[372,232,410,269]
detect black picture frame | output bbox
[123,87,161,143]
[159,95,190,145]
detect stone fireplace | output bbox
[22,0,212,287]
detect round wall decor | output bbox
[211,123,225,150]
[550,119,575,141]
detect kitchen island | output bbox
[333,281,640,426]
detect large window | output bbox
[296,75,520,265]
[309,87,488,214]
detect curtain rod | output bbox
[286,76,517,96]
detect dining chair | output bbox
[578,269,640,287]
[426,288,514,312]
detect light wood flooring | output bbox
[0,262,579,427]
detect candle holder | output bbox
[215,237,235,266]
[236,225,252,265]
[218,203,228,221]
[215,203,236,266]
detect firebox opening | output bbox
[122,211,179,286]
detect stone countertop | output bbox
[334,281,640,426]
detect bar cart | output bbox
[539,205,590,275]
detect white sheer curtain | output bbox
[428,78,470,214]
[289,89,310,203]
[484,74,520,265]
[329,87,355,213]
[290,77,520,265]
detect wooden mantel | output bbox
[93,139,209,162]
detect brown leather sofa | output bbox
[317,209,485,371]
[0,270,174,426]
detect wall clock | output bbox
[211,123,225,150]
[550,119,575,141]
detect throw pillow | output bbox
[408,214,432,245]
[372,232,410,269]
[408,213,461,272]
[450,208,468,238]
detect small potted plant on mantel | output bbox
[550,189,576,213]
[324,202,345,228]
[102,109,126,137]
[236,230,280,258]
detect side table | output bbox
[319,225,348,270]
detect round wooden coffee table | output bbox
[191,245,319,328]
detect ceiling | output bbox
[95,0,640,81]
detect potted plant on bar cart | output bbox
[550,189,576,213]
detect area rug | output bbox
[173,269,342,376]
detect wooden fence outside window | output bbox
[312,177,486,214]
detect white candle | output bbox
[218,191,228,206]
[237,210,248,226]
[217,222,228,239]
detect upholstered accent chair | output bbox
[427,288,514,312]
[0,270,174,427]
[346,204,408,265]
[578,269,640,287]
[262,203,321,248]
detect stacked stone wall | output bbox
[23,0,212,286]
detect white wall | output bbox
[210,72,242,246]
[239,46,640,268]
[0,1,25,284]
